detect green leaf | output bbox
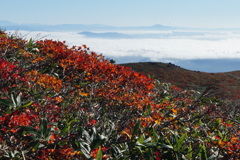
[170,134,177,146]
[199,145,207,160]
[20,126,39,136]
[152,128,159,142]
[29,140,40,150]
[24,135,36,141]
[91,134,106,149]
[20,101,33,108]
[208,154,217,160]
[135,146,143,153]
[159,144,174,150]
[82,129,91,144]
[0,99,12,106]
[143,137,152,143]
[176,133,187,151]
[218,130,223,139]
[40,118,50,139]
[96,146,102,160]
[145,142,157,147]
[137,135,145,144]
[135,141,145,147]
[80,143,91,159]
[28,38,33,45]
[132,119,141,138]
[91,127,97,142]
[11,94,17,108]
[186,144,192,159]
[16,93,22,106]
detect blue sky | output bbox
[1,0,240,28]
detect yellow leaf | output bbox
[171,108,178,114]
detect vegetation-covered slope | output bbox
[122,62,240,100]
[0,31,239,159]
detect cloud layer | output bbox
[9,30,240,65]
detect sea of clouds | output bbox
[8,30,240,72]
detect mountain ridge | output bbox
[0,20,180,31]
[121,62,240,100]
[2,20,240,31]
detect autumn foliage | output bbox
[0,31,239,159]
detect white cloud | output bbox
[9,30,240,63]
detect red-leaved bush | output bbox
[0,31,239,159]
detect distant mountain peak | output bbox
[0,20,180,31]
[0,20,15,26]
[79,31,131,39]
[152,24,164,27]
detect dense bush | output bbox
[0,31,239,159]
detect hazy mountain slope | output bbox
[0,20,180,31]
[121,62,240,100]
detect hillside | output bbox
[121,62,240,100]
[1,31,239,159]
